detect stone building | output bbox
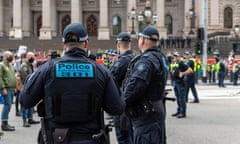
[0,0,239,54]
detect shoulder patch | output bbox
[55,62,94,78]
[142,53,150,57]
[136,62,147,72]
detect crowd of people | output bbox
[0,50,60,136]
[0,22,240,144]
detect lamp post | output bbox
[129,7,136,35]
[129,0,158,35]
[186,8,196,35]
[137,0,158,31]
[186,0,196,35]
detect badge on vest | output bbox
[55,62,94,78]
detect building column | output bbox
[183,0,192,35]
[196,0,203,28]
[209,0,220,31]
[11,0,23,39]
[22,0,31,37]
[0,0,3,36]
[127,0,136,33]
[39,0,52,40]
[156,0,167,38]
[50,0,57,37]
[98,0,110,40]
[71,0,82,23]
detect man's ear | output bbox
[117,42,121,49]
[84,40,89,49]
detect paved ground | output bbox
[0,83,240,144]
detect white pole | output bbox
[202,0,208,82]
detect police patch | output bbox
[55,62,94,78]
[136,63,146,72]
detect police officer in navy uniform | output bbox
[171,52,192,118]
[184,51,199,103]
[110,32,134,144]
[122,25,169,144]
[19,23,125,144]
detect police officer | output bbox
[216,57,226,87]
[171,52,192,118]
[110,32,134,144]
[232,61,240,85]
[184,51,199,103]
[122,25,168,144]
[19,23,125,144]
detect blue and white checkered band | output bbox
[62,35,89,43]
[55,62,94,78]
[79,35,88,42]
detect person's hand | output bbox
[179,72,184,78]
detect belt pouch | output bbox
[53,128,69,144]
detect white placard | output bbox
[17,45,27,56]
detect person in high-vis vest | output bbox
[171,52,192,118]
[207,63,212,83]
[184,51,199,103]
[211,62,217,83]
[216,58,226,87]
[232,61,240,85]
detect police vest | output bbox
[143,50,168,101]
[233,63,238,72]
[44,56,100,124]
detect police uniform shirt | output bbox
[122,47,166,106]
[173,60,189,81]
[110,50,133,87]
[185,59,195,78]
[20,48,125,125]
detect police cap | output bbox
[110,50,118,56]
[116,32,131,42]
[138,25,159,41]
[62,23,88,43]
[173,51,181,57]
[184,50,192,55]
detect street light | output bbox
[137,0,158,26]
[129,7,136,35]
[128,0,158,35]
[186,8,196,35]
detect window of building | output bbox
[112,16,121,35]
[36,0,42,5]
[114,0,121,5]
[165,14,173,34]
[88,0,96,5]
[224,7,233,28]
[62,15,71,34]
[140,0,146,3]
[87,15,98,36]
[165,0,172,2]
[37,15,42,37]
[63,0,70,5]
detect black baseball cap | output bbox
[138,25,159,41]
[62,23,88,43]
[116,32,131,42]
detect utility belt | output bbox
[52,128,95,144]
[125,100,162,119]
[39,128,108,144]
[38,120,109,144]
